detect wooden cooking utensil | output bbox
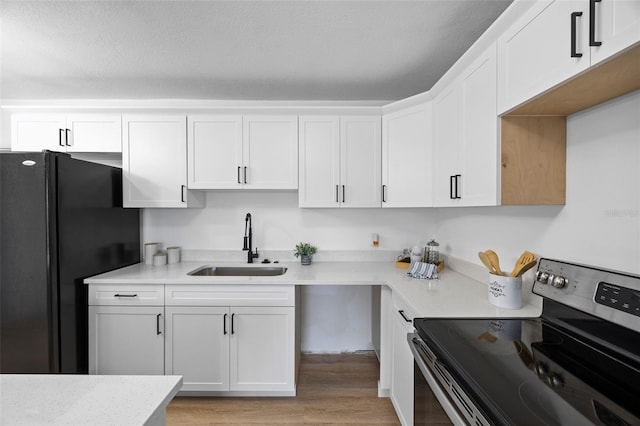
[511,259,538,277]
[484,250,504,276]
[478,251,497,274]
[509,251,537,277]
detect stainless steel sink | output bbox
[187,266,288,277]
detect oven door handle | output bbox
[407,333,469,426]
[408,333,436,383]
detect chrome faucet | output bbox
[242,213,259,263]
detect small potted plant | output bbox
[294,242,317,265]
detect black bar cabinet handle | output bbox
[342,185,345,203]
[156,313,162,335]
[231,313,235,335]
[382,185,387,203]
[114,293,138,298]
[243,167,248,184]
[449,175,455,199]
[59,129,65,147]
[571,12,583,58]
[237,166,241,184]
[454,174,462,199]
[336,185,339,203]
[589,0,602,46]
[399,310,412,323]
[223,313,228,335]
[65,129,71,146]
[181,185,186,203]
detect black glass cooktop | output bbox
[414,301,640,426]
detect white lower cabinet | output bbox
[390,295,415,426]
[88,306,165,375]
[229,306,296,392]
[89,284,297,395]
[164,284,297,395]
[164,305,295,393]
[164,306,230,392]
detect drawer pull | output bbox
[399,309,412,323]
[114,294,138,298]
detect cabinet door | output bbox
[89,306,164,375]
[497,0,590,113]
[459,44,499,207]
[229,306,295,392]
[590,0,640,65]
[340,116,382,208]
[123,115,200,208]
[11,114,67,151]
[243,116,298,189]
[66,114,122,153]
[382,104,432,208]
[298,116,341,207]
[165,307,230,392]
[391,309,414,426]
[187,115,243,189]
[432,84,461,207]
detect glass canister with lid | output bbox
[425,239,440,265]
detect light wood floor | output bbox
[167,353,400,425]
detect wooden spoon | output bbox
[478,251,497,274]
[509,251,537,277]
[484,250,504,276]
[511,259,538,277]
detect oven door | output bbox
[409,332,481,426]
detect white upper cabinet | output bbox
[188,115,243,189]
[340,117,382,208]
[11,114,122,153]
[187,115,298,190]
[433,85,462,207]
[243,116,298,190]
[433,44,499,207]
[459,45,499,207]
[498,0,589,114]
[590,0,640,65]
[123,115,203,208]
[298,116,341,207]
[382,103,433,208]
[299,116,381,208]
[498,0,640,114]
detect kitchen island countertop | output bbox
[86,260,542,318]
[0,374,182,426]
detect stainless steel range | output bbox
[409,258,640,425]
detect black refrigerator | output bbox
[0,151,140,374]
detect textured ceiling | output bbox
[1,0,512,101]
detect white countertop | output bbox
[0,374,182,426]
[86,259,542,318]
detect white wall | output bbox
[436,90,640,275]
[143,191,436,352]
[142,191,435,251]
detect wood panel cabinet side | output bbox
[500,116,566,205]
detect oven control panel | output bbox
[533,258,640,331]
[594,282,640,317]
